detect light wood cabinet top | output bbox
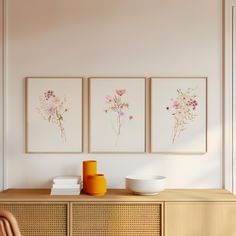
[0,189,235,202]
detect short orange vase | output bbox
[83,160,97,193]
[86,174,107,196]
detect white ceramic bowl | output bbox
[126,175,167,195]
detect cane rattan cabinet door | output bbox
[71,202,162,236]
[0,202,68,236]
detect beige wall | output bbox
[0,0,4,190]
[5,0,222,188]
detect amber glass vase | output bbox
[86,174,107,196]
[83,160,97,193]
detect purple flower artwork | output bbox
[104,89,134,144]
[166,88,198,143]
[36,90,68,142]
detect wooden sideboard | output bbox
[0,189,235,236]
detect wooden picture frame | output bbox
[150,77,207,154]
[88,77,146,153]
[26,77,83,153]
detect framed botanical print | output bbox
[151,77,207,154]
[88,77,146,153]
[26,77,83,153]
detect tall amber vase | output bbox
[83,160,97,193]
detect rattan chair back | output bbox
[0,210,21,236]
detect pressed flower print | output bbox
[104,88,134,145]
[89,78,146,152]
[166,88,198,143]
[27,78,83,153]
[37,90,68,142]
[151,78,206,153]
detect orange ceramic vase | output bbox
[86,174,107,196]
[83,160,97,193]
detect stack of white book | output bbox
[50,176,81,195]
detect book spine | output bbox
[52,184,81,189]
[53,180,80,184]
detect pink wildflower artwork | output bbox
[166,88,198,143]
[116,89,126,96]
[36,90,68,142]
[104,88,133,144]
